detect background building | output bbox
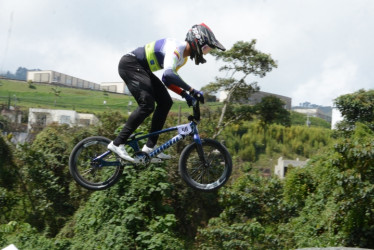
[248,91,292,110]
[27,70,100,90]
[274,157,308,179]
[27,70,132,95]
[219,90,292,110]
[292,106,332,123]
[28,108,99,132]
[100,82,130,95]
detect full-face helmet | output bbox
[185,23,226,65]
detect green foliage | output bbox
[27,80,36,89]
[280,122,374,248]
[0,124,97,238]
[96,110,128,139]
[196,172,285,249]
[334,89,374,131]
[0,136,16,188]
[3,88,374,249]
[333,89,374,141]
[197,120,374,248]
[0,221,70,250]
[283,166,315,211]
[12,127,75,235]
[221,121,332,165]
[67,165,183,249]
[0,115,9,131]
[205,40,277,137]
[218,172,285,224]
[197,218,267,249]
[51,87,61,97]
[254,95,291,127]
[291,111,331,128]
[0,136,20,224]
[211,40,278,78]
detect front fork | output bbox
[193,128,208,166]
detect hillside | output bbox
[0,79,331,129]
[0,79,197,114]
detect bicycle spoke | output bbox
[75,142,121,184]
[195,169,205,183]
[183,141,231,188]
[190,167,202,178]
[81,168,94,176]
[203,169,210,184]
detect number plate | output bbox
[177,124,192,135]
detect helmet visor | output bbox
[212,40,226,51]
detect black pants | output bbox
[113,55,173,148]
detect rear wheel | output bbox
[179,139,232,192]
[69,136,123,190]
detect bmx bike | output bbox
[69,101,232,192]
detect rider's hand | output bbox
[190,89,205,104]
[181,91,197,107]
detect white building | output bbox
[28,108,99,132]
[219,90,292,110]
[100,82,130,95]
[274,157,308,179]
[292,107,332,123]
[27,70,100,90]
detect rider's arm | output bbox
[162,69,191,94]
[162,45,192,95]
[166,81,184,95]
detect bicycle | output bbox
[69,101,232,192]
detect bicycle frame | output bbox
[130,120,201,156]
[93,102,202,164]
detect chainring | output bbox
[133,151,151,167]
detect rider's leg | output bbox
[145,73,173,149]
[114,55,155,146]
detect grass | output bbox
[0,79,329,129]
[0,79,202,115]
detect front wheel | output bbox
[179,139,232,192]
[69,136,123,190]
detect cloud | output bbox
[1,0,374,106]
[292,55,358,106]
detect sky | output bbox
[1,0,373,107]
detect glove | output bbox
[190,89,205,104]
[181,91,197,107]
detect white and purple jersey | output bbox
[132,38,190,94]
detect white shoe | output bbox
[142,145,172,160]
[108,141,134,162]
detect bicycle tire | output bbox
[69,136,123,190]
[179,139,232,192]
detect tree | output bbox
[203,40,277,138]
[1,67,40,80]
[196,172,285,249]
[334,89,374,131]
[51,87,61,106]
[255,95,291,127]
[15,67,28,80]
[2,67,28,80]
